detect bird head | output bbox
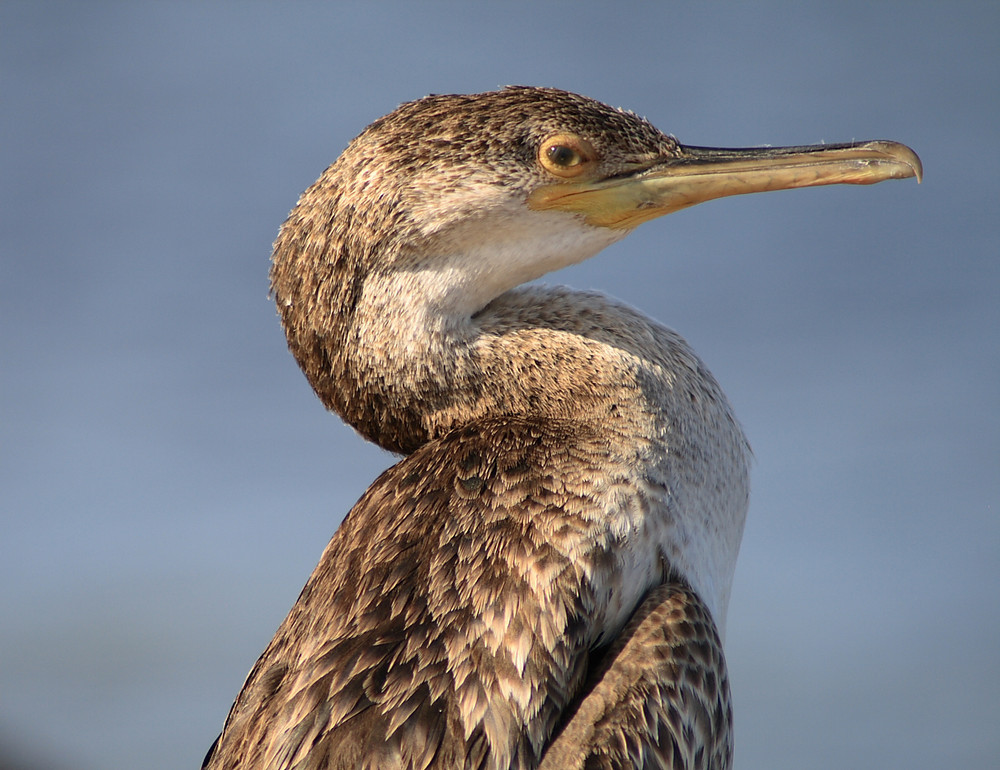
[279,87,920,311]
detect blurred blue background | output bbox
[2,2,997,768]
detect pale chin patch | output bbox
[419,203,629,317]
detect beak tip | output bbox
[874,140,922,183]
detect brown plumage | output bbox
[203,87,920,769]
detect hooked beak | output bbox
[528,140,922,230]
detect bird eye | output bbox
[538,134,596,178]
[548,145,581,167]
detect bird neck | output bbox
[323,265,658,456]
[275,250,749,629]
[272,214,749,630]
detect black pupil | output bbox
[548,145,578,166]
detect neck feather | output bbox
[273,241,750,625]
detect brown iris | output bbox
[538,134,597,178]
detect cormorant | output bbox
[203,87,920,770]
